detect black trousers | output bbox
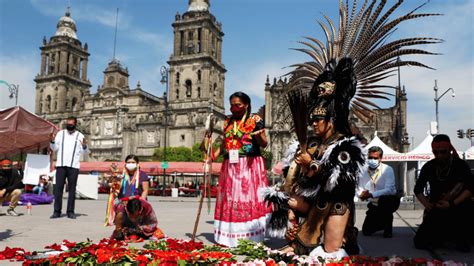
[414,201,471,249]
[54,167,79,214]
[362,195,400,236]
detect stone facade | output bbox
[35,1,225,162]
[264,77,410,167]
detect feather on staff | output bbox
[286,90,309,152]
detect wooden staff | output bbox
[192,114,214,241]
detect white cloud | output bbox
[30,0,132,29]
[133,30,173,54]
[0,55,37,112]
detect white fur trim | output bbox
[309,245,349,261]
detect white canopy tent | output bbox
[406,133,434,161]
[465,146,474,160]
[365,132,404,160]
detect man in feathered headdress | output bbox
[264,0,441,260]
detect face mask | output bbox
[66,124,76,131]
[126,163,137,171]
[367,159,380,169]
[230,105,246,118]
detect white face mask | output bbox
[367,159,380,169]
[126,163,137,171]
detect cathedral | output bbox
[34,0,225,162]
[34,0,408,165]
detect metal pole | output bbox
[434,80,439,133]
[160,65,169,196]
[164,90,167,196]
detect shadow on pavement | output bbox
[185,232,215,244]
[0,229,18,241]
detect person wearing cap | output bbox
[357,146,399,238]
[49,116,88,219]
[0,159,24,216]
[414,134,473,252]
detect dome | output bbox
[55,8,77,39]
[188,0,210,12]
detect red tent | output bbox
[80,161,223,176]
[0,106,59,157]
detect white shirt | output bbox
[50,130,88,169]
[357,162,396,202]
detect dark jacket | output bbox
[0,169,23,194]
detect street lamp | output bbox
[433,79,455,133]
[0,80,19,106]
[160,65,169,196]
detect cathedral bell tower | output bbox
[165,0,226,147]
[34,7,91,118]
[168,0,225,111]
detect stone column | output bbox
[54,51,60,73]
[217,40,222,62]
[60,51,68,73]
[82,59,88,81]
[68,53,74,75]
[183,30,188,55]
[202,28,209,53]
[57,84,66,112]
[174,30,180,56]
[35,87,42,114]
[40,53,46,75]
[194,28,199,53]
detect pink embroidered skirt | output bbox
[214,156,271,247]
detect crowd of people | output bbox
[1,93,473,256]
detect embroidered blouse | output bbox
[223,114,264,157]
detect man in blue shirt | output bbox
[357,146,399,238]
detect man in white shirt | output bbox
[50,116,88,219]
[357,146,399,238]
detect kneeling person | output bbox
[112,197,164,241]
[357,146,399,238]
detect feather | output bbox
[286,90,309,151]
[286,0,441,127]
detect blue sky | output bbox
[0,0,473,151]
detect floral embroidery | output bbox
[223,114,262,156]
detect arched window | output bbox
[46,95,51,112]
[185,80,192,98]
[197,70,202,82]
[176,73,180,84]
[54,101,58,111]
[176,89,179,99]
[107,76,115,86]
[197,87,201,98]
[72,97,78,111]
[213,83,217,97]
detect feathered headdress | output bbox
[287,0,442,132]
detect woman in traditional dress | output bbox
[209,91,271,247]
